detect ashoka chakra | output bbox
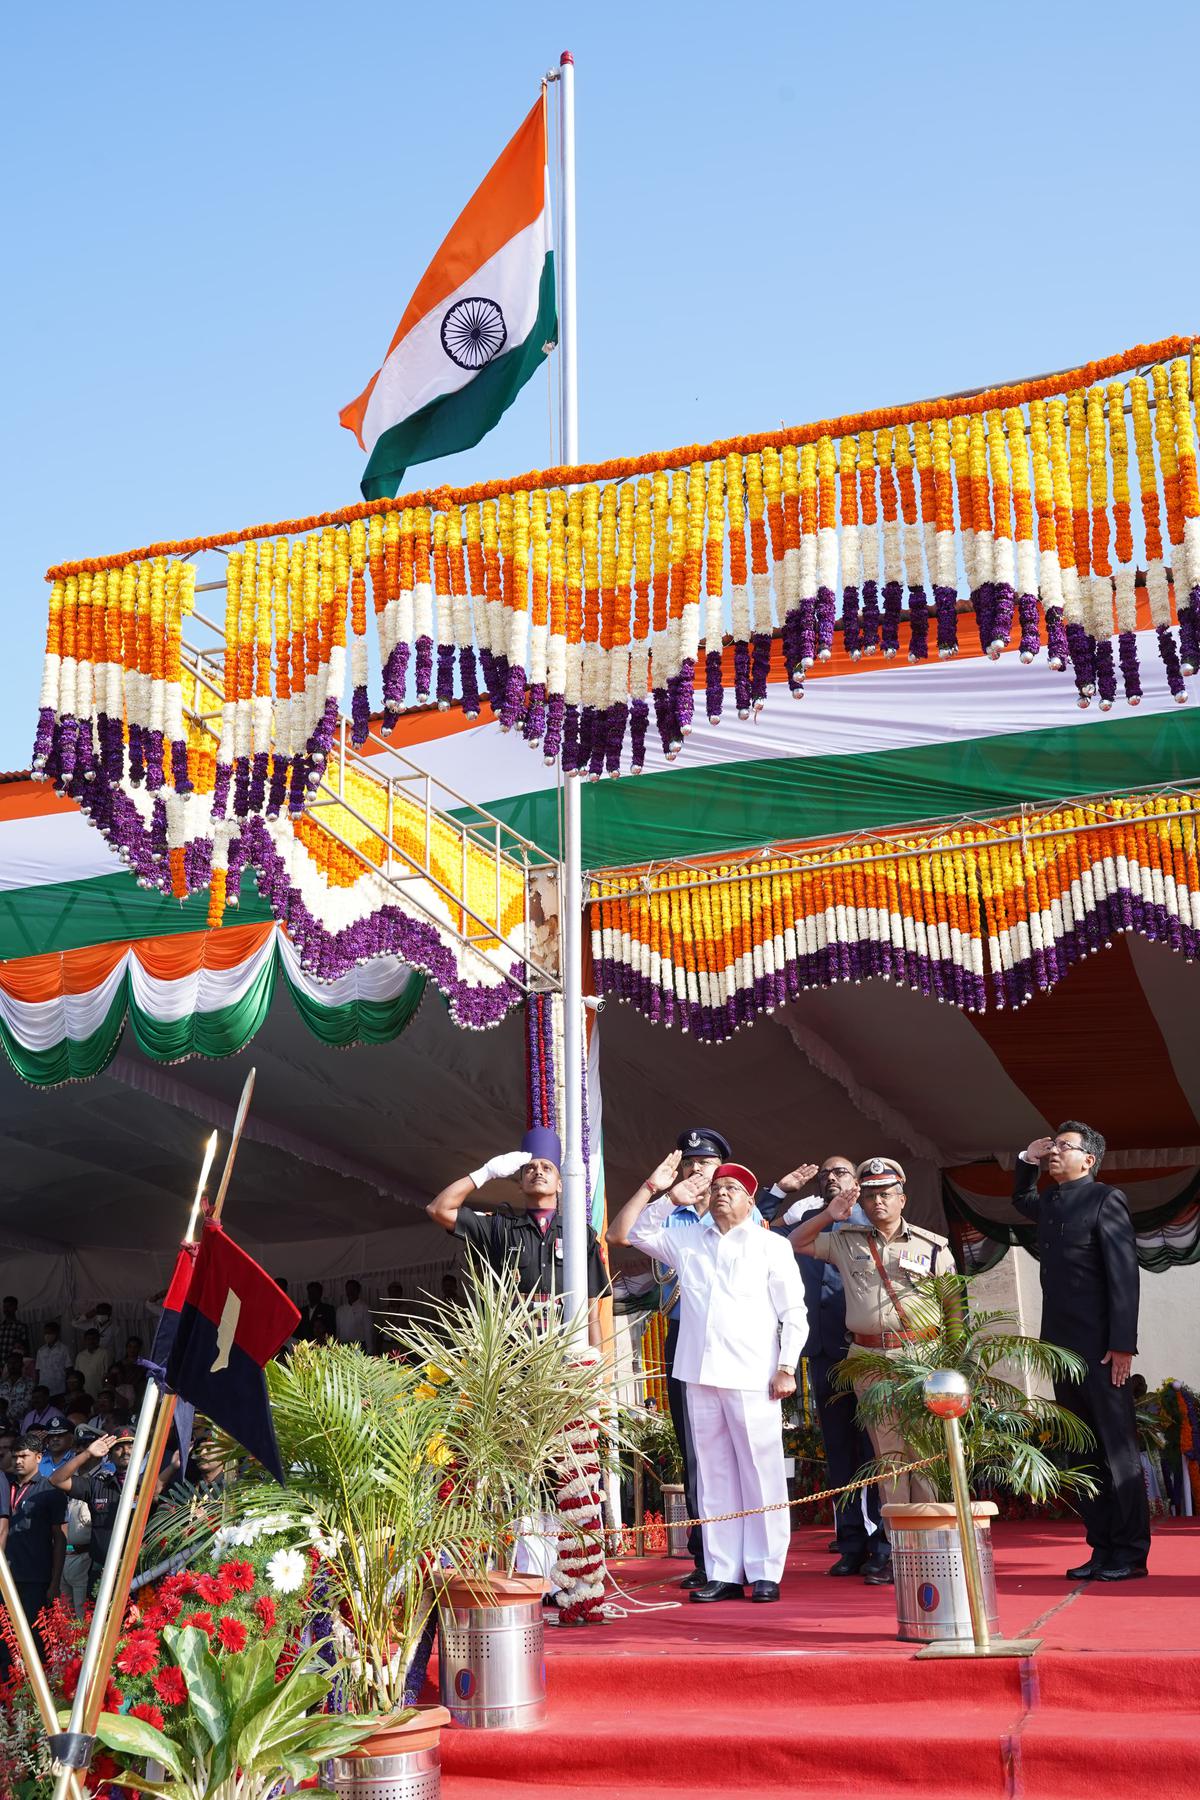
[440,296,508,369]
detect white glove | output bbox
[781,1195,825,1228]
[469,1151,531,1190]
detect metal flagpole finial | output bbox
[185,1130,220,1245]
[210,1067,256,1224]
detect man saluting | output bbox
[1014,1122,1149,1582]
[627,1162,806,1604]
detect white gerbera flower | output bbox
[266,1547,308,1594]
[307,1524,346,1559]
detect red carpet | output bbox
[437,1519,1200,1799]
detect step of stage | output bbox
[439,1701,1200,1799]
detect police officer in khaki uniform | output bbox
[789,1157,955,1575]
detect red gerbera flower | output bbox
[219,1559,255,1593]
[61,1657,83,1702]
[177,1610,214,1636]
[253,1595,277,1632]
[102,1679,123,1713]
[216,1617,248,1654]
[116,1634,159,1678]
[130,1702,166,1732]
[194,1573,232,1606]
[152,1666,188,1707]
[155,1591,184,1624]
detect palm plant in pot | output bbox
[388,1262,617,1726]
[833,1269,1098,1641]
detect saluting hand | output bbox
[87,1433,119,1460]
[824,1188,857,1222]
[646,1149,682,1194]
[1024,1135,1055,1162]
[669,1168,711,1208]
[777,1162,819,1194]
[1102,1350,1133,1388]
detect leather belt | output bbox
[852,1328,937,1349]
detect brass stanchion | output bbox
[916,1371,1041,1660]
[0,1549,88,1800]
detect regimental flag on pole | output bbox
[339,94,557,501]
[163,1220,300,1484]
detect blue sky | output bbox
[3,1,1194,768]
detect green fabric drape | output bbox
[943,1172,1200,1274]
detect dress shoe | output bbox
[1066,1559,1103,1581]
[679,1569,709,1590]
[828,1551,869,1577]
[750,1580,781,1603]
[862,1551,894,1586]
[689,1580,746,1603]
[1095,1564,1148,1583]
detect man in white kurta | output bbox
[628,1162,807,1602]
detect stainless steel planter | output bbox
[437,1594,546,1730]
[662,1482,689,1558]
[884,1502,1000,1643]
[325,1745,441,1800]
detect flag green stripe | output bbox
[360,253,557,501]
[455,708,1200,866]
[0,869,272,962]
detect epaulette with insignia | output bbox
[908,1223,949,1247]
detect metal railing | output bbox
[179,611,561,997]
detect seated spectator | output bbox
[72,1302,115,1354]
[0,1295,29,1364]
[63,1370,88,1404]
[35,1322,71,1400]
[88,1389,119,1432]
[21,1386,59,1432]
[122,1335,144,1367]
[107,1363,137,1407]
[74,1329,110,1397]
[0,1354,32,1423]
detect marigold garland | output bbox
[589,790,1200,1040]
[33,339,1199,832]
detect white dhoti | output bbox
[686,1384,790,1584]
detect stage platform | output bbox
[437,1519,1200,1800]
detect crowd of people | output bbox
[0,1270,460,1635]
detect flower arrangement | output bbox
[588,789,1200,1037]
[35,337,1200,829]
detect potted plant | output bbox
[834,1269,1097,1642]
[391,1263,615,1725]
[619,1403,686,1555]
[93,1623,381,1798]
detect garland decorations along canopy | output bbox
[32,338,1200,819]
[589,790,1200,1041]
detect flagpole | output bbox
[555,48,588,1351]
[0,1548,88,1800]
[49,1077,256,1796]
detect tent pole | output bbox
[556,49,588,1350]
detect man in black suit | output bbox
[1013,1121,1150,1582]
[762,1154,888,1583]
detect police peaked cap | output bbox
[677,1126,732,1161]
[856,1156,907,1190]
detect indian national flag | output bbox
[340,96,557,501]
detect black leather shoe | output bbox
[828,1551,869,1576]
[750,1580,781,1603]
[1095,1564,1148,1583]
[679,1569,709,1590]
[689,1580,746,1603]
[1066,1559,1103,1580]
[862,1552,894,1586]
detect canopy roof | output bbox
[2,924,1198,1302]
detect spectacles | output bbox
[1048,1138,1086,1152]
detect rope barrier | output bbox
[614,1454,942,1540]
